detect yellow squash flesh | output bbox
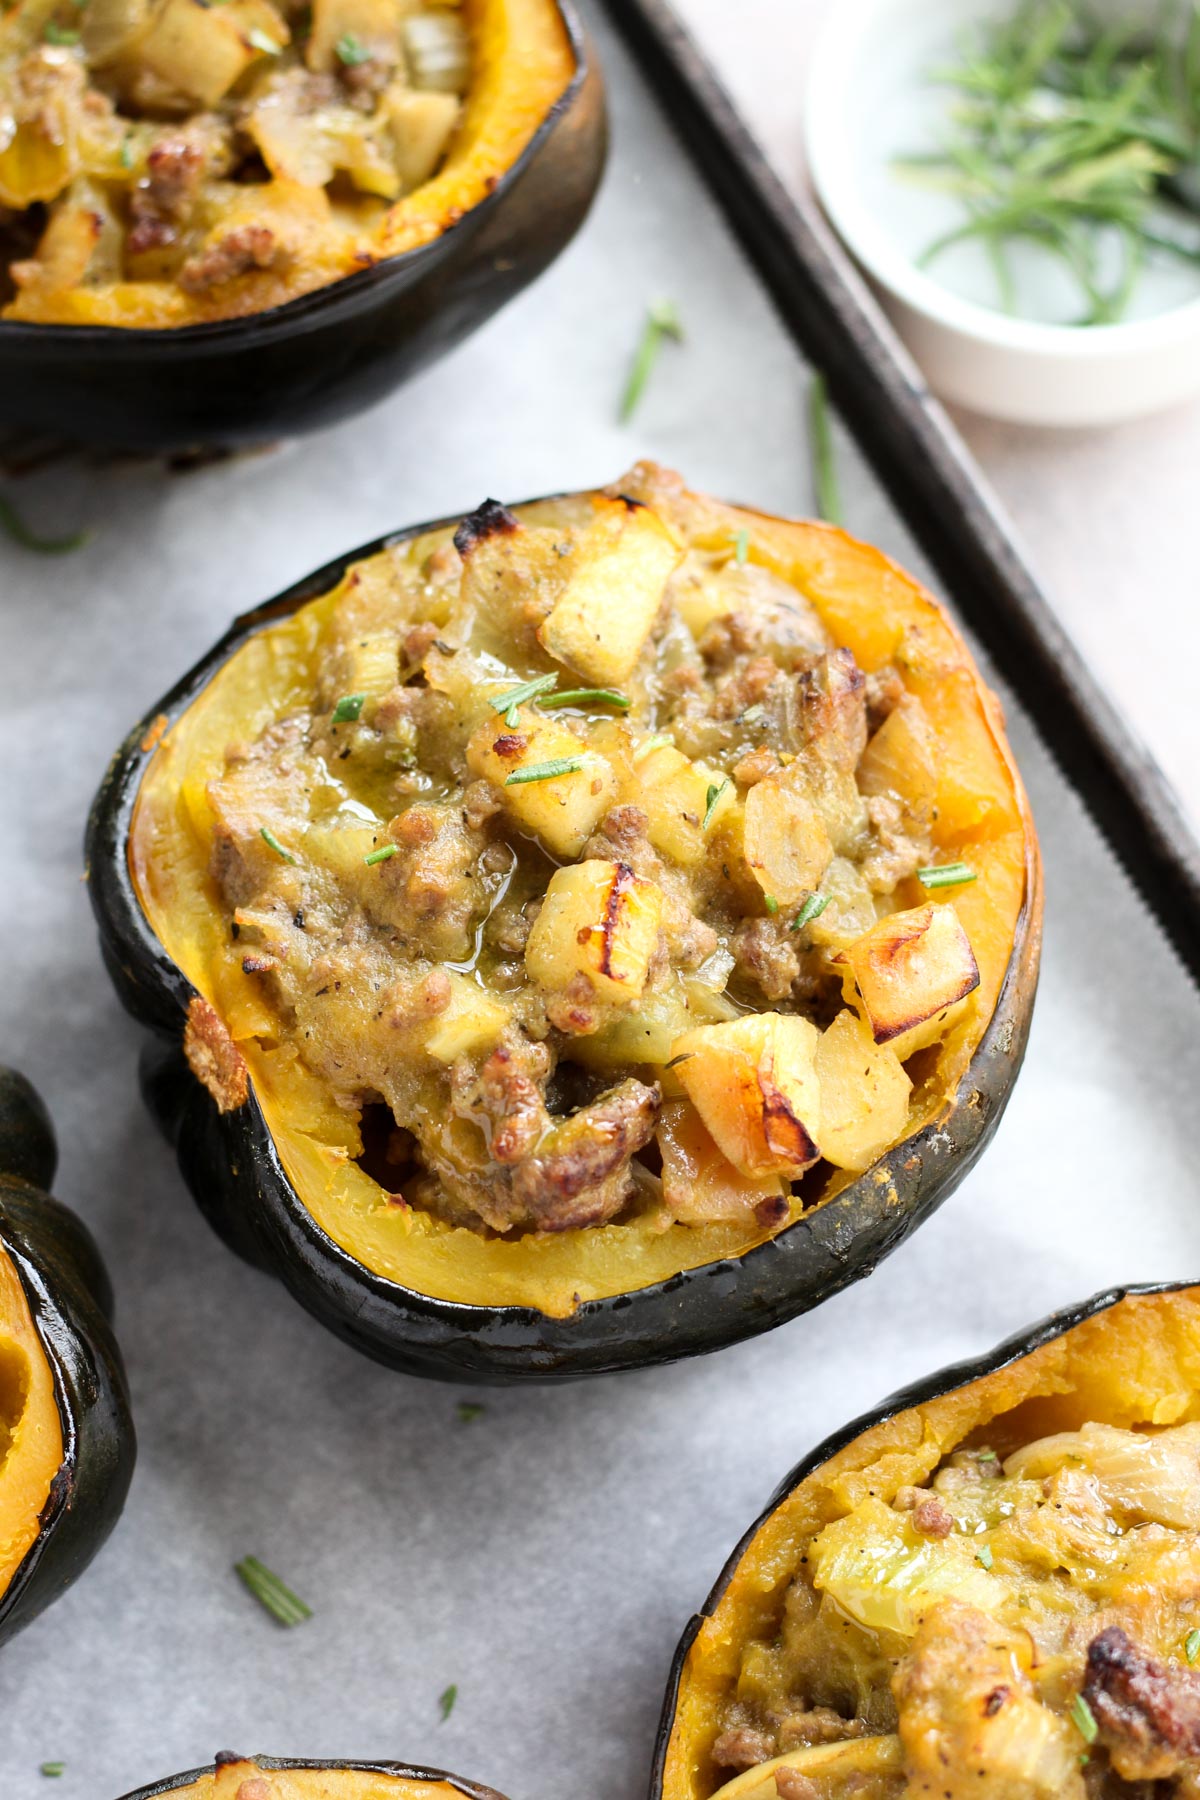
[166,1761,479,1800]
[129,485,1035,1318]
[0,1239,64,1602]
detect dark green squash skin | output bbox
[118,1754,508,1800]
[0,1066,136,1647]
[647,1279,1196,1800]
[0,3,605,456]
[85,516,1042,1385]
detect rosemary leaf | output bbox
[807,375,843,525]
[0,495,87,555]
[504,757,584,785]
[620,299,684,422]
[234,1555,312,1627]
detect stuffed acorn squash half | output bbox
[87,464,1041,1381]
[119,1754,507,1800]
[0,1065,135,1646]
[0,0,604,449]
[655,1282,1200,1800]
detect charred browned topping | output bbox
[1084,1627,1200,1780]
[453,498,521,557]
[183,995,248,1113]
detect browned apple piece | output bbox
[524,859,664,1007]
[537,495,684,686]
[814,1009,912,1173]
[657,1098,789,1226]
[835,902,980,1063]
[742,761,833,906]
[670,1013,822,1179]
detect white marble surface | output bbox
[676,0,1200,832]
[1,7,1199,1800]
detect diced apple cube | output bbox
[814,1009,912,1173]
[383,87,461,192]
[136,0,269,104]
[834,901,980,1062]
[670,1012,822,1179]
[537,496,683,686]
[743,762,833,906]
[634,741,735,866]
[467,705,617,859]
[424,974,510,1064]
[657,1098,788,1225]
[857,694,937,825]
[525,860,664,1005]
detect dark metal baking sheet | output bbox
[602,0,1200,982]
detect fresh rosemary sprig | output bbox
[898,0,1200,324]
[234,1555,312,1627]
[807,375,843,525]
[620,299,684,421]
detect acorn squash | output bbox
[119,1755,507,1800]
[654,1282,1200,1800]
[86,467,1041,1381]
[0,1064,135,1646]
[0,0,604,450]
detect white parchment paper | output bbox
[2,8,1199,1798]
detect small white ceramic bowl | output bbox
[805,0,1200,426]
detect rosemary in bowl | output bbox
[897,0,1200,324]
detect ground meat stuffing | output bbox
[185,466,979,1241]
[179,224,279,294]
[1084,1628,1200,1782]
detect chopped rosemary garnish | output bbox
[917,861,977,890]
[540,687,631,711]
[364,844,398,866]
[663,1052,694,1069]
[332,692,366,723]
[898,2,1200,326]
[808,373,843,525]
[40,1766,65,1779]
[1071,1693,1098,1745]
[335,29,371,63]
[634,733,673,759]
[260,827,297,864]
[703,778,730,830]
[764,896,779,915]
[457,1401,485,1423]
[489,672,558,726]
[247,26,281,51]
[234,1555,312,1627]
[1187,1629,1200,1665]
[791,893,829,931]
[732,528,750,566]
[43,20,80,41]
[620,298,684,421]
[0,494,87,554]
[975,1544,994,1571]
[504,757,584,785]
[439,1684,458,1721]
